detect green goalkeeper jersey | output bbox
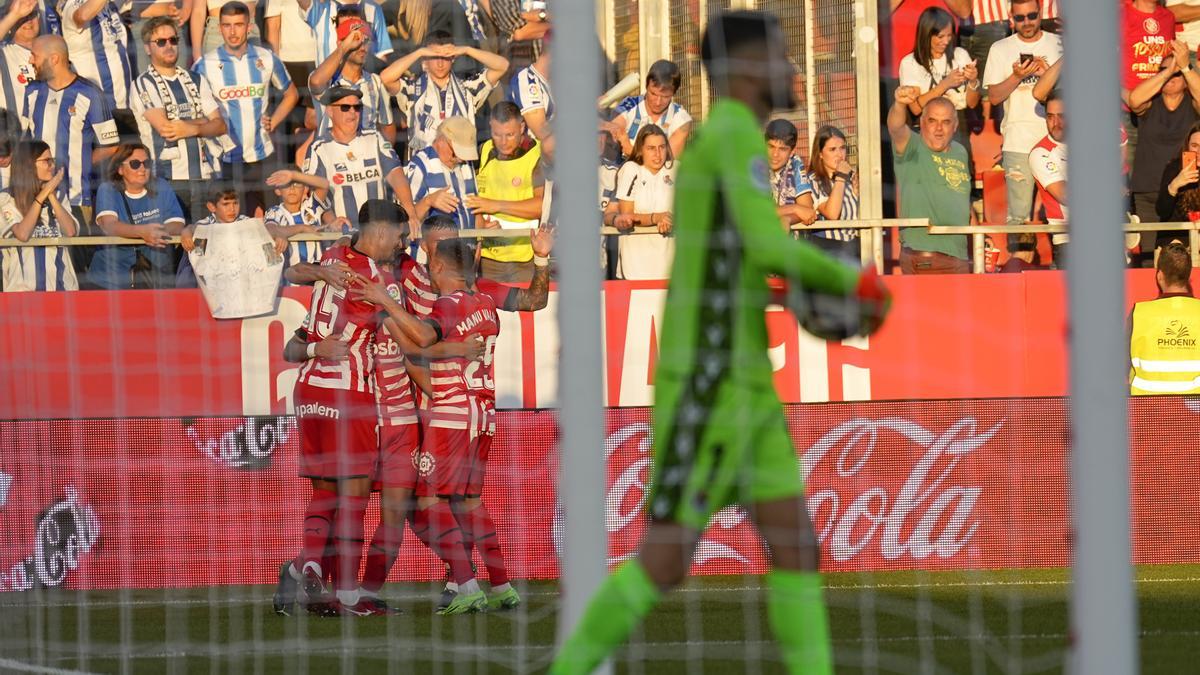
[649,99,860,527]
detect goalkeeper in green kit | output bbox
[549,10,892,675]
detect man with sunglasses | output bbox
[982,0,1061,225]
[0,0,40,115]
[132,16,227,224]
[193,1,299,217]
[303,85,416,230]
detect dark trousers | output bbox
[170,179,209,225]
[899,247,971,275]
[220,158,274,217]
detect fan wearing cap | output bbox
[381,30,509,160]
[308,13,396,141]
[406,115,479,229]
[302,86,416,231]
[297,0,391,65]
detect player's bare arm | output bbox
[353,280,438,347]
[502,226,554,312]
[282,329,351,363]
[283,260,355,287]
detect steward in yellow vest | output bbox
[1130,243,1200,395]
[466,102,546,283]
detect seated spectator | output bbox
[1000,233,1047,272]
[303,86,415,229]
[888,88,972,274]
[511,44,554,157]
[605,60,692,159]
[407,115,479,229]
[0,0,40,115]
[263,168,336,279]
[177,183,286,287]
[0,139,78,291]
[1029,90,1068,265]
[90,143,185,289]
[613,124,675,281]
[191,0,260,60]
[1157,121,1200,223]
[382,30,509,158]
[764,119,817,230]
[1127,40,1200,263]
[132,16,226,225]
[806,124,861,261]
[982,0,1061,224]
[899,6,979,155]
[308,15,396,141]
[467,100,545,282]
[298,0,391,65]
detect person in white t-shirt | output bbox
[983,0,1062,224]
[1168,1,1200,53]
[899,6,979,125]
[613,124,675,281]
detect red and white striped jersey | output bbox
[375,252,418,425]
[972,0,1057,24]
[297,245,393,394]
[400,257,437,317]
[425,289,500,431]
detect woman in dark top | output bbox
[1156,121,1200,244]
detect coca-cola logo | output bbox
[1,487,100,592]
[802,417,1000,563]
[184,417,293,470]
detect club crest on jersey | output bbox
[511,176,522,187]
[255,58,264,70]
[386,283,401,300]
[347,151,357,161]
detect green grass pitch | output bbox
[2,565,1199,674]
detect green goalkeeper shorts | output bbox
[647,377,804,531]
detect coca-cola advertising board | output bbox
[3,398,1199,592]
[4,271,1184,420]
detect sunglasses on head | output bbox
[1013,11,1039,22]
[124,159,149,169]
[152,36,180,47]
[334,103,364,112]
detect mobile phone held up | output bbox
[1183,150,1198,173]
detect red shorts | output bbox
[295,381,378,480]
[374,423,421,489]
[416,426,493,498]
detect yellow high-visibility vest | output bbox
[1130,294,1200,395]
[475,139,541,263]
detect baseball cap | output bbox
[438,116,479,161]
[319,85,362,106]
[336,17,369,43]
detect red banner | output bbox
[3,398,1198,591]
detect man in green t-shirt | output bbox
[549,11,892,675]
[889,87,972,273]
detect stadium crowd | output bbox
[1,0,1199,289]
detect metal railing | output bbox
[2,220,1193,275]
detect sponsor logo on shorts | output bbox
[296,402,340,419]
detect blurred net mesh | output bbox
[0,0,1156,674]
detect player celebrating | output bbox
[290,200,435,616]
[550,11,890,674]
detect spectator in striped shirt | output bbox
[510,45,552,157]
[604,60,693,160]
[308,15,395,141]
[59,0,133,111]
[304,85,416,229]
[406,115,478,228]
[264,169,338,280]
[298,0,391,65]
[0,139,78,291]
[0,0,39,114]
[132,16,227,224]
[193,1,299,217]
[806,125,861,262]
[381,30,508,159]
[23,35,120,223]
[764,119,817,230]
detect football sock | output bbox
[461,503,509,586]
[549,560,660,675]
[333,494,369,592]
[766,569,834,675]
[361,522,404,593]
[410,505,432,548]
[299,488,338,573]
[424,501,474,585]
